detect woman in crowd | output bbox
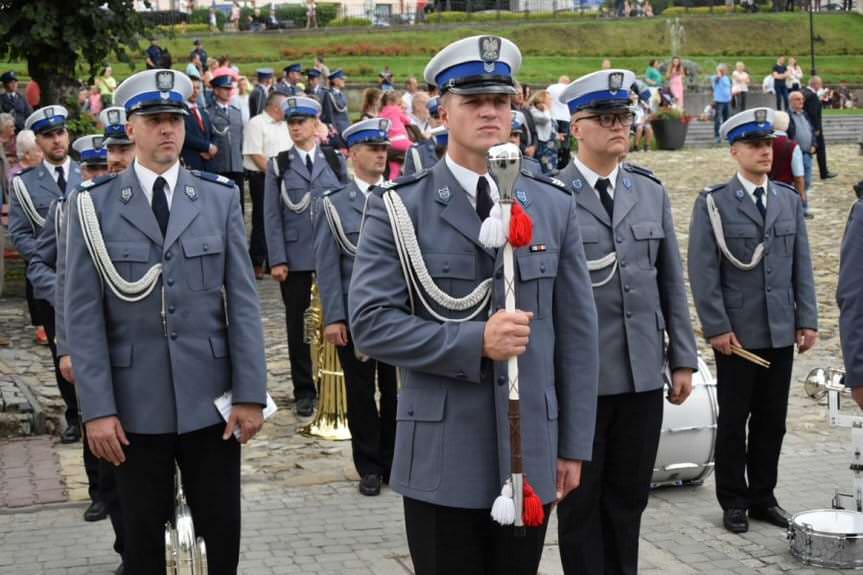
[377,90,413,178]
[788,56,804,92]
[96,66,117,105]
[731,61,750,111]
[667,55,686,108]
[360,87,382,120]
[528,89,559,174]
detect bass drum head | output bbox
[652,355,717,487]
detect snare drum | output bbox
[651,355,717,487]
[788,509,863,569]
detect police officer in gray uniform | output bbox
[248,68,274,119]
[510,110,543,177]
[349,35,599,574]
[264,96,346,417]
[63,69,267,575]
[314,118,398,497]
[321,69,350,148]
[207,72,245,207]
[689,107,817,534]
[403,97,444,176]
[555,69,698,575]
[9,104,82,443]
[839,191,863,410]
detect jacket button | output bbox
[497,376,506,386]
[540,264,546,273]
[620,259,627,267]
[168,305,176,314]
[767,287,772,292]
[170,331,178,340]
[626,311,632,318]
[624,284,631,292]
[616,237,623,243]
[167,278,175,286]
[203,244,209,252]
[165,251,172,260]
[407,408,415,416]
[767,267,772,274]
[442,264,450,273]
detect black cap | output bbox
[1,71,18,84]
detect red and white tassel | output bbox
[479,203,506,249]
[522,479,545,527]
[509,203,533,248]
[490,479,516,525]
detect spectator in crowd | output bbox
[803,75,837,180]
[601,58,612,69]
[409,91,431,136]
[772,56,790,111]
[85,83,103,117]
[731,61,750,111]
[401,76,418,113]
[711,63,732,143]
[631,93,654,152]
[191,38,208,71]
[187,52,202,78]
[0,113,12,203]
[788,56,804,91]
[838,81,859,108]
[243,90,291,278]
[315,55,330,85]
[182,76,217,170]
[232,75,252,124]
[769,111,807,212]
[95,66,117,105]
[11,129,41,181]
[230,1,241,31]
[377,90,413,178]
[360,87,382,120]
[644,59,663,87]
[528,89,559,174]
[787,90,816,211]
[512,82,537,156]
[546,75,571,166]
[0,71,33,132]
[306,0,318,28]
[145,37,162,69]
[666,56,686,108]
[378,68,394,92]
[208,6,218,31]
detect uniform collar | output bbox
[355,175,383,197]
[43,157,71,181]
[295,145,318,165]
[571,155,619,198]
[444,153,499,207]
[736,171,769,207]
[134,159,180,205]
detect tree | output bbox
[0,0,155,107]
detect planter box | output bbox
[651,118,689,151]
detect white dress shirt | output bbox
[134,160,180,210]
[242,109,293,172]
[444,154,500,209]
[355,176,384,197]
[295,145,317,170]
[737,172,769,209]
[570,155,620,200]
[44,157,71,186]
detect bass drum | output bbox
[652,355,717,487]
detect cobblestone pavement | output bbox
[0,144,860,573]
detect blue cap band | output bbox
[434,133,448,146]
[727,121,773,144]
[104,124,126,138]
[285,106,318,118]
[346,129,388,148]
[124,90,186,112]
[566,90,631,114]
[80,148,108,162]
[435,61,511,91]
[31,116,66,133]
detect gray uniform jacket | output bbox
[263,147,346,271]
[313,180,366,326]
[403,140,438,176]
[321,89,350,136]
[839,200,863,388]
[688,176,817,349]
[348,160,600,508]
[558,162,698,396]
[64,166,267,434]
[8,161,80,261]
[206,102,244,174]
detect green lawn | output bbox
[3,12,863,85]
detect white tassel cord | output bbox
[706,193,764,271]
[322,195,358,257]
[12,176,46,232]
[490,479,516,525]
[478,203,506,249]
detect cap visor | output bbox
[104,136,133,146]
[130,105,189,117]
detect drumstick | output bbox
[694,329,771,368]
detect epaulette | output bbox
[77,173,116,191]
[521,171,571,195]
[700,183,726,197]
[771,180,797,195]
[373,169,430,195]
[622,162,662,186]
[190,170,235,188]
[16,166,34,177]
[323,184,349,197]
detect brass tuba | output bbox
[301,282,352,441]
[165,465,208,574]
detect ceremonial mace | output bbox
[484,143,544,532]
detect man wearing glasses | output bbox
[555,69,698,574]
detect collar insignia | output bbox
[185,185,197,200]
[572,178,583,191]
[735,189,745,199]
[438,186,451,202]
[120,187,133,203]
[622,177,632,189]
[516,189,528,206]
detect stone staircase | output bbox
[682,114,863,148]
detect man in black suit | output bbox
[802,76,837,180]
[181,76,216,170]
[0,71,33,132]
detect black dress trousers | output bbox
[113,424,241,575]
[245,170,269,267]
[279,271,316,401]
[335,337,397,478]
[557,388,664,575]
[713,346,794,511]
[41,304,79,427]
[404,497,553,575]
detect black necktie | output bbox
[55,166,66,195]
[754,187,766,219]
[152,176,170,237]
[595,178,614,219]
[476,176,493,220]
[305,153,314,175]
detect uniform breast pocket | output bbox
[181,234,225,291]
[517,251,559,319]
[630,222,665,270]
[424,252,476,297]
[723,223,760,262]
[580,226,605,261]
[106,242,152,283]
[773,219,796,257]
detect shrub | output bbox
[422,10,595,23]
[662,5,744,15]
[190,8,227,30]
[329,17,373,27]
[157,23,211,33]
[260,3,339,27]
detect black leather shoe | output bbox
[822,172,838,180]
[359,474,382,496]
[295,397,315,418]
[114,562,125,575]
[83,500,108,522]
[749,505,790,528]
[723,508,748,533]
[60,425,81,444]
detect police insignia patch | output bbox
[516,189,528,206]
[438,186,451,201]
[349,189,357,200]
[185,186,197,200]
[156,71,174,93]
[120,187,133,203]
[287,97,297,109]
[755,109,767,124]
[608,72,625,94]
[108,109,120,125]
[93,136,104,149]
[735,189,745,199]
[623,177,632,189]
[572,179,583,190]
[44,107,54,119]
[479,36,501,63]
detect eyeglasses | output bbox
[575,111,635,129]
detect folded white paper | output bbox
[214,391,278,440]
